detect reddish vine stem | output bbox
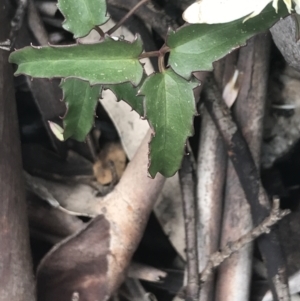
[94,26,105,39]
[139,50,160,59]
[139,45,170,72]
[139,46,170,59]
[106,0,151,36]
[158,55,165,72]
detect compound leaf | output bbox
[140,69,198,178]
[62,78,101,141]
[9,37,143,86]
[168,2,289,79]
[58,0,109,38]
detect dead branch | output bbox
[196,55,236,301]
[203,74,290,301]
[196,107,226,301]
[215,34,271,301]
[200,199,290,283]
[179,154,199,301]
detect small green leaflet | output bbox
[62,78,100,141]
[168,2,289,79]
[140,69,198,178]
[58,0,109,38]
[9,37,143,86]
[105,81,145,116]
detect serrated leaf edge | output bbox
[166,6,290,80]
[60,79,101,141]
[9,35,145,86]
[57,0,110,38]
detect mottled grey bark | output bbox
[271,15,300,72]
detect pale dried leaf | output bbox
[222,69,240,108]
[48,121,64,141]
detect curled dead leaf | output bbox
[37,215,110,301]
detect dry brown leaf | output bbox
[93,142,127,185]
[37,215,110,301]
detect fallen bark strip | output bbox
[215,34,270,301]
[201,199,290,283]
[203,76,290,301]
[37,130,166,301]
[179,154,199,301]
[0,1,35,300]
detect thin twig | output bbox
[106,0,150,36]
[179,153,199,301]
[200,199,290,283]
[203,76,290,301]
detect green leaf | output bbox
[58,0,109,38]
[168,2,289,79]
[140,69,198,178]
[105,81,145,116]
[62,78,101,141]
[9,37,143,86]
